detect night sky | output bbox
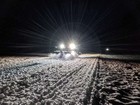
[0,0,140,55]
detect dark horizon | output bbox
[0,0,140,55]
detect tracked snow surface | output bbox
[0,57,98,105]
[0,57,140,105]
[95,59,140,105]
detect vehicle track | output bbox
[45,64,86,98]
[43,59,98,104]
[0,58,98,105]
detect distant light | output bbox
[69,43,76,50]
[106,48,110,51]
[59,43,65,49]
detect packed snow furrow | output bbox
[43,59,98,105]
[1,58,96,104]
[45,59,88,86]
[64,59,98,105]
[45,64,86,98]
[89,60,100,105]
[83,59,98,105]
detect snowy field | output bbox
[80,54,140,60]
[95,59,140,105]
[0,55,140,105]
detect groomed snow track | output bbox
[0,57,98,105]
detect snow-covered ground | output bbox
[0,57,98,104]
[95,59,140,105]
[0,55,140,105]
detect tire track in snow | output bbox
[44,64,86,99]
[44,58,98,104]
[0,58,98,104]
[84,59,99,105]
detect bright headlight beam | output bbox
[59,43,65,49]
[69,43,76,50]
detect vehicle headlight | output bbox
[59,43,65,49]
[69,43,76,50]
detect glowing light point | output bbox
[69,43,76,50]
[106,48,110,51]
[59,43,65,49]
